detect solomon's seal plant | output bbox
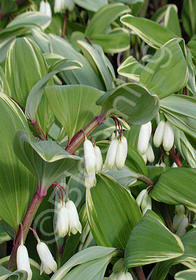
[0,1,196,280]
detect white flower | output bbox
[146,144,154,163]
[115,136,128,170]
[84,172,96,189]
[163,121,174,152]
[56,201,69,238]
[17,244,32,280]
[153,120,165,148]
[173,205,188,237]
[36,242,57,275]
[84,139,96,175]
[54,0,74,13]
[66,200,82,235]
[175,205,185,215]
[141,153,147,164]
[104,138,119,170]
[109,271,133,280]
[136,189,152,214]
[39,1,52,17]
[137,121,152,155]
[176,216,188,237]
[94,145,103,173]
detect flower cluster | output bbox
[56,199,82,237]
[137,121,154,163]
[17,237,57,278]
[54,0,74,13]
[83,138,103,188]
[153,120,174,152]
[39,0,52,17]
[173,205,188,237]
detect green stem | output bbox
[7,191,45,271]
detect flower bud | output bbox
[83,172,96,189]
[109,271,133,280]
[56,201,69,238]
[94,145,103,173]
[175,205,185,215]
[84,139,96,175]
[136,189,152,214]
[153,120,165,148]
[163,122,174,152]
[66,200,82,235]
[39,1,52,17]
[137,121,152,155]
[146,144,154,163]
[176,216,188,237]
[36,242,57,275]
[17,244,32,280]
[104,138,119,170]
[115,136,128,170]
[54,0,74,13]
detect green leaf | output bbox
[182,0,196,38]
[49,34,104,90]
[126,146,148,175]
[150,168,196,213]
[160,95,196,138]
[90,28,130,54]
[74,0,108,12]
[186,50,196,95]
[164,5,181,37]
[0,220,11,244]
[124,210,184,268]
[99,83,159,125]
[118,56,144,81]
[5,37,48,108]
[85,3,130,37]
[45,85,103,140]
[104,166,138,187]
[0,93,37,230]
[175,269,196,280]
[51,246,117,279]
[121,15,178,49]
[151,228,196,280]
[14,131,81,190]
[86,173,142,249]
[25,59,81,122]
[0,37,15,64]
[140,39,188,98]
[7,11,51,30]
[78,41,114,90]
[188,36,196,62]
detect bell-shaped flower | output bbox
[115,136,128,170]
[54,0,74,13]
[176,216,188,237]
[36,241,57,275]
[104,138,119,170]
[83,172,96,189]
[137,121,152,155]
[39,1,52,17]
[94,145,103,173]
[17,244,32,280]
[173,205,188,237]
[55,201,69,238]
[153,120,165,148]
[109,271,133,279]
[66,200,82,235]
[84,139,96,176]
[136,189,152,214]
[163,121,174,152]
[175,205,185,215]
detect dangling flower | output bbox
[115,135,128,170]
[54,0,74,13]
[66,200,82,235]
[84,139,96,176]
[109,271,133,279]
[36,242,57,275]
[55,201,69,238]
[83,172,96,189]
[153,120,165,148]
[17,244,32,280]
[104,138,119,170]
[163,121,174,152]
[136,189,152,214]
[173,205,188,237]
[146,144,154,163]
[94,145,103,173]
[39,1,52,17]
[137,121,152,155]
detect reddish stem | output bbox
[135,267,146,280]
[7,191,45,270]
[62,11,68,38]
[169,149,183,167]
[65,114,106,154]
[30,119,47,140]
